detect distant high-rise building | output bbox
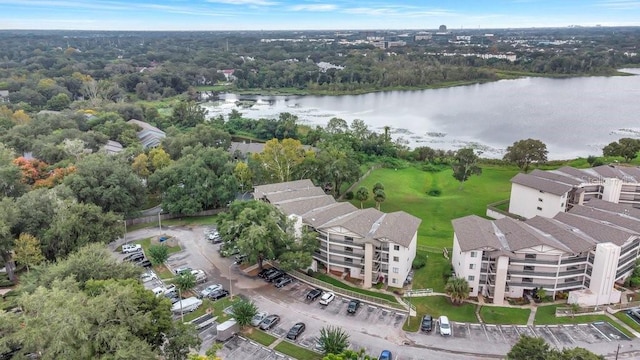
[439,25,447,32]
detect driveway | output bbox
[114,226,640,360]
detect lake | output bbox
[202,69,640,160]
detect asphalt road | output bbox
[114,225,640,360]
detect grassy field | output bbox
[404,295,478,331]
[274,341,323,360]
[614,311,640,333]
[134,237,182,255]
[242,328,277,346]
[533,305,633,338]
[480,306,530,325]
[153,264,175,280]
[182,297,237,323]
[412,250,451,292]
[312,273,399,303]
[351,165,518,248]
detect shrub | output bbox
[344,191,354,200]
[0,277,15,288]
[427,188,442,197]
[306,269,315,277]
[421,163,447,172]
[412,257,426,270]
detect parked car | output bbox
[165,293,180,304]
[259,267,278,279]
[199,284,223,298]
[347,299,361,314]
[191,269,207,284]
[274,276,293,288]
[259,314,280,330]
[306,288,323,301]
[123,252,145,262]
[140,271,158,282]
[234,254,248,264]
[122,244,142,253]
[164,284,177,296]
[151,286,165,297]
[207,289,229,301]
[265,270,285,282]
[628,308,640,321]
[319,292,335,306]
[135,259,152,268]
[286,322,306,340]
[174,267,193,275]
[378,350,393,360]
[421,315,433,332]
[438,315,451,336]
[171,297,203,313]
[251,311,269,327]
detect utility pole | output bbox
[615,343,622,360]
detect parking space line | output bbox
[481,324,490,341]
[542,326,561,348]
[561,325,576,344]
[496,325,506,342]
[590,323,611,342]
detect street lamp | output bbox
[158,208,163,234]
[615,343,622,360]
[122,219,128,244]
[228,263,234,298]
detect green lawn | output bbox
[134,237,182,255]
[351,165,518,249]
[614,311,640,333]
[242,329,277,347]
[312,273,399,304]
[480,306,530,325]
[182,297,237,323]
[411,250,451,293]
[126,214,220,232]
[403,295,478,331]
[153,264,175,280]
[274,341,323,360]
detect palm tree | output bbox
[373,189,386,210]
[318,326,350,355]
[445,277,470,305]
[355,186,369,209]
[174,272,196,321]
[231,299,257,329]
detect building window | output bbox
[392,267,399,273]
[468,275,475,281]
[561,203,564,208]
[392,278,397,284]
[345,247,353,253]
[393,256,399,262]
[538,198,543,202]
[469,264,475,270]
[525,254,536,260]
[393,245,400,251]
[539,190,544,193]
[470,251,477,258]
[345,258,353,263]
[470,288,474,293]
[537,206,543,211]
[523,277,533,283]
[345,236,354,243]
[524,265,534,271]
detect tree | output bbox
[569,302,580,318]
[444,277,470,305]
[503,139,548,173]
[373,182,384,193]
[164,322,202,360]
[64,153,145,215]
[0,143,26,198]
[451,148,482,188]
[355,187,369,209]
[46,93,71,111]
[0,197,19,281]
[323,348,374,360]
[148,244,170,265]
[149,146,172,171]
[132,152,151,179]
[555,347,603,360]
[373,189,386,210]
[318,326,350,355]
[12,233,44,272]
[231,299,258,328]
[507,335,551,360]
[175,272,197,321]
[603,138,640,162]
[233,161,253,194]
[315,145,360,197]
[171,101,208,128]
[252,138,307,183]
[148,146,237,215]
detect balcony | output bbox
[312,253,364,268]
[510,258,558,265]
[317,236,365,249]
[507,280,583,290]
[508,268,586,278]
[560,257,587,265]
[316,247,365,260]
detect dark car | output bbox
[207,289,230,301]
[135,259,152,268]
[165,293,181,304]
[347,299,361,314]
[286,322,306,340]
[259,267,279,279]
[306,288,323,301]
[259,314,281,330]
[266,270,285,282]
[274,276,293,288]
[378,350,392,360]
[124,252,145,262]
[421,314,433,332]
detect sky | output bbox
[1,0,640,31]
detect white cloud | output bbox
[205,0,278,5]
[290,4,337,11]
[597,0,640,9]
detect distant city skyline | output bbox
[1,0,639,31]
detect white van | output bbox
[438,315,451,336]
[172,297,203,313]
[151,286,165,297]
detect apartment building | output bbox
[508,165,640,219]
[254,180,421,288]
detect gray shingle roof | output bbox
[525,216,596,253]
[452,215,503,252]
[254,179,315,198]
[276,195,336,216]
[370,211,422,248]
[302,202,359,229]
[264,187,327,204]
[510,173,573,195]
[495,217,572,252]
[320,208,386,237]
[530,169,582,186]
[554,211,634,246]
[591,165,628,180]
[583,198,640,218]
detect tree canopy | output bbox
[603,138,640,162]
[451,148,482,187]
[503,138,548,173]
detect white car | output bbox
[122,244,142,254]
[250,311,269,327]
[140,271,158,282]
[319,292,335,306]
[199,284,223,298]
[439,315,451,336]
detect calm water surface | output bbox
[203,69,640,160]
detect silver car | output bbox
[250,311,269,327]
